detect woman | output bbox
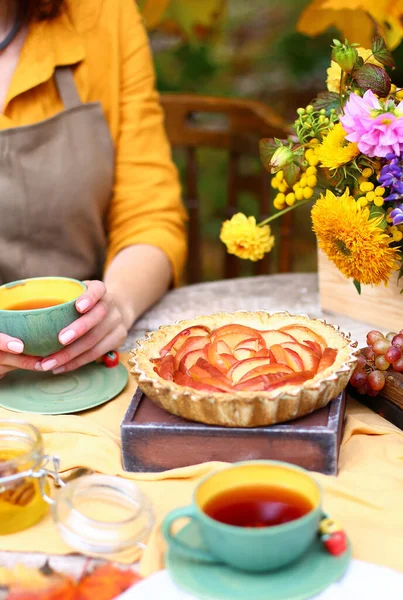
[0,0,187,378]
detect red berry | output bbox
[103,351,120,368]
[324,531,348,556]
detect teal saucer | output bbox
[166,521,351,600]
[0,362,128,415]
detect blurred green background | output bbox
[142,0,403,281]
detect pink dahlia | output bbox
[340,90,403,158]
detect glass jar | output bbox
[53,475,154,561]
[0,420,58,535]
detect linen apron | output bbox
[0,66,115,285]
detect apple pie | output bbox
[130,312,357,427]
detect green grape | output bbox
[374,355,390,371]
[386,332,397,342]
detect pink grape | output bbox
[384,346,402,364]
[368,370,385,392]
[392,335,403,349]
[364,346,375,361]
[356,354,367,369]
[372,339,391,355]
[393,357,403,373]
[350,369,367,388]
[374,355,390,371]
[366,330,384,345]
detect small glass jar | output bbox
[53,475,154,561]
[0,420,154,560]
[0,420,54,535]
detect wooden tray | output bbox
[121,390,346,475]
[352,370,403,431]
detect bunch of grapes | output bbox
[350,329,403,396]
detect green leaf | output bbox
[312,91,341,114]
[259,139,278,172]
[353,279,361,294]
[397,264,403,283]
[352,63,391,97]
[372,35,395,69]
[283,163,300,187]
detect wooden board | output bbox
[352,370,403,431]
[318,249,402,331]
[120,390,346,476]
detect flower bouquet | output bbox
[220,36,403,295]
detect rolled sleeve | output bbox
[105,0,187,285]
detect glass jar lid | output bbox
[53,474,154,560]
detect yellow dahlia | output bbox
[312,189,399,285]
[326,48,382,93]
[220,213,274,261]
[315,123,359,170]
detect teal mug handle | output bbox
[162,505,219,563]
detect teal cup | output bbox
[162,461,322,573]
[0,277,86,357]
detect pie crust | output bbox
[129,312,358,427]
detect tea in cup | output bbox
[0,277,86,357]
[162,460,322,572]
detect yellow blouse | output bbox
[0,0,187,283]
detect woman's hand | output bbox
[0,335,39,379]
[37,281,130,374]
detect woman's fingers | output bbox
[53,329,126,374]
[40,308,126,371]
[0,333,24,354]
[75,280,106,314]
[58,299,109,346]
[0,365,17,378]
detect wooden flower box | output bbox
[318,250,402,332]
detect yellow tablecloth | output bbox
[0,354,402,575]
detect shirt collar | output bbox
[5,10,86,110]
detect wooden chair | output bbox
[160,94,291,284]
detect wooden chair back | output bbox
[160,94,291,283]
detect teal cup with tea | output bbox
[162,461,322,572]
[0,277,86,357]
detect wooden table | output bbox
[124,272,380,350]
[0,272,379,580]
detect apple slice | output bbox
[279,325,326,351]
[195,358,223,378]
[189,365,234,392]
[238,363,293,383]
[303,340,322,358]
[154,354,174,380]
[281,342,320,373]
[208,340,238,374]
[211,324,265,350]
[317,348,338,373]
[260,330,298,348]
[228,358,273,384]
[160,325,210,357]
[234,375,270,391]
[173,370,194,387]
[216,340,232,355]
[234,338,260,352]
[264,370,315,391]
[270,344,304,372]
[174,336,210,369]
[234,348,255,361]
[178,347,208,373]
